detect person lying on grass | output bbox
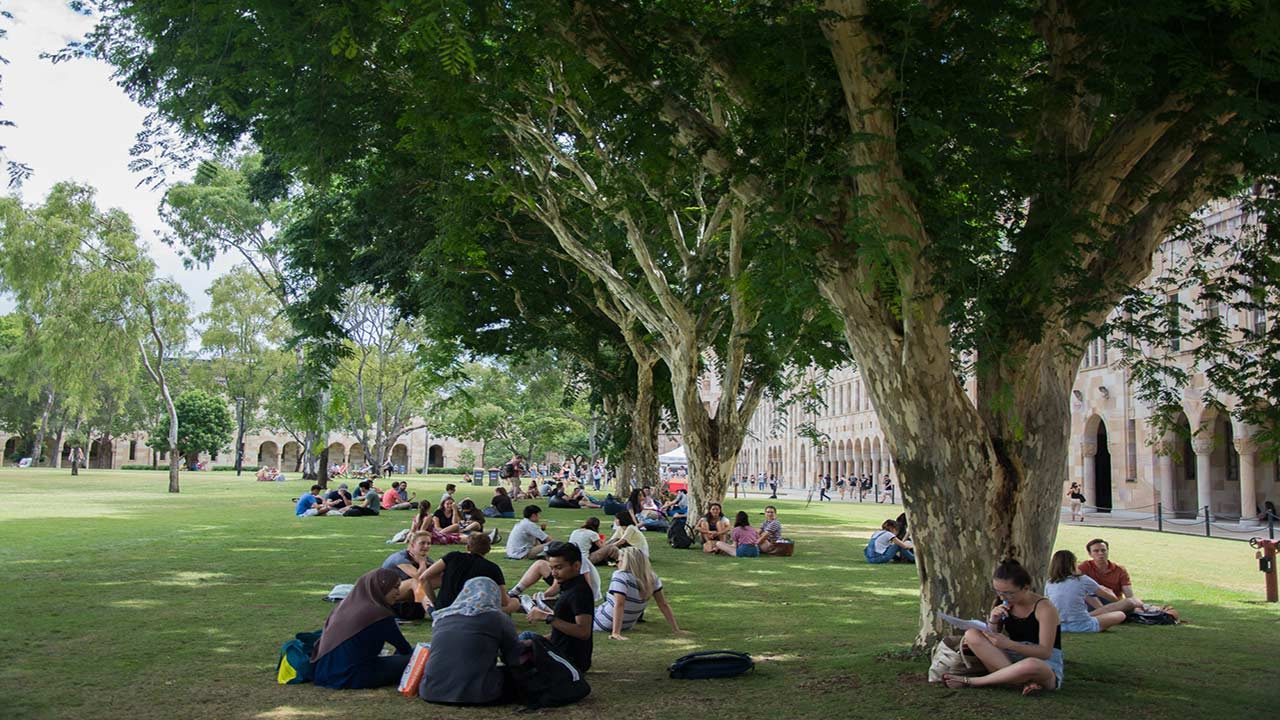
[419,576,524,706]
[594,547,683,641]
[696,502,730,554]
[1046,550,1127,633]
[943,559,1063,695]
[715,511,763,557]
[311,568,413,689]
[519,541,594,673]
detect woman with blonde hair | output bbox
[592,546,683,640]
[1046,549,1127,632]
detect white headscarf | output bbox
[430,576,503,621]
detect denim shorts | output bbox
[736,544,760,558]
[1061,616,1101,633]
[1003,643,1064,689]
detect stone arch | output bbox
[1167,413,1197,517]
[282,441,302,472]
[3,436,16,464]
[428,444,444,468]
[391,443,409,470]
[257,441,279,467]
[326,442,346,467]
[348,443,366,468]
[1208,412,1239,517]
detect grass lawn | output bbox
[0,469,1272,720]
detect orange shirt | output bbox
[1078,559,1131,597]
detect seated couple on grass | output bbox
[865,519,914,564]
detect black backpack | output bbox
[1126,608,1178,626]
[669,650,755,679]
[667,516,694,549]
[511,635,591,709]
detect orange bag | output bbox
[397,643,431,697]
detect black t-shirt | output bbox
[434,551,506,609]
[491,493,514,514]
[324,490,350,509]
[550,574,594,672]
[433,508,454,528]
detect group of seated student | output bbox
[865,518,915,564]
[695,503,788,557]
[380,481,418,511]
[311,487,692,706]
[256,465,285,482]
[545,481,602,509]
[409,497,501,547]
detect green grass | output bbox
[0,469,1272,719]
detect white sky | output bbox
[1,0,236,317]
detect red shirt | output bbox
[1078,559,1131,596]
[381,488,401,509]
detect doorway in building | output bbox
[1095,423,1113,513]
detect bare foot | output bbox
[942,674,971,689]
[1021,682,1043,696]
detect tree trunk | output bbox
[167,448,180,492]
[302,432,317,478]
[625,360,660,493]
[51,424,65,469]
[30,388,54,468]
[234,402,246,476]
[318,445,330,488]
[666,349,750,519]
[818,274,1077,648]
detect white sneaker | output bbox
[531,591,553,613]
[518,594,536,614]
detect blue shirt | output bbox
[313,617,412,689]
[295,494,319,516]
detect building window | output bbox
[159,450,167,460]
[128,440,137,461]
[1254,308,1267,335]
[1126,419,1137,483]
[1167,294,1181,351]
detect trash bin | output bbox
[488,469,501,486]
[472,469,484,486]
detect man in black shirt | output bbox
[420,533,519,613]
[523,541,593,672]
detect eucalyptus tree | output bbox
[82,0,1280,642]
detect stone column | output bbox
[1192,435,1214,517]
[1235,436,1257,526]
[1081,439,1097,509]
[1157,451,1175,512]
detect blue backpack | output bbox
[668,650,755,679]
[276,630,322,685]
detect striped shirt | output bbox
[592,570,662,632]
[759,519,782,542]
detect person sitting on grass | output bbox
[409,500,434,534]
[1078,538,1144,615]
[524,479,541,498]
[1046,550,1127,633]
[593,512,649,565]
[342,480,380,516]
[418,576,523,706]
[757,505,787,555]
[380,530,435,620]
[547,482,581,509]
[519,541,595,673]
[324,483,352,510]
[661,489,689,519]
[420,533,520,614]
[507,526,603,608]
[456,498,492,538]
[311,568,414,689]
[295,485,332,516]
[430,497,468,545]
[696,502,731,554]
[715,511,762,557]
[944,559,1063,695]
[504,505,551,560]
[485,486,516,518]
[864,519,915,564]
[381,481,418,511]
[593,547,683,640]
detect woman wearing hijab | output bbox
[311,568,414,689]
[419,577,523,705]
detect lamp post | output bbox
[234,396,245,477]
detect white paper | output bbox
[939,613,989,632]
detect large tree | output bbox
[84,1,1280,644]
